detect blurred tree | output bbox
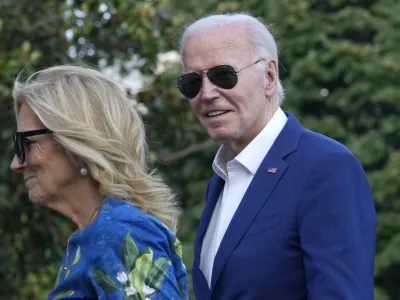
[240,0,400,299]
[0,0,185,298]
[0,0,72,298]
[134,0,400,299]
[1,0,400,299]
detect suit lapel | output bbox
[210,112,303,292]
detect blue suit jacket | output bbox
[193,112,377,300]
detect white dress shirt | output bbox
[200,107,288,287]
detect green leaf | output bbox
[53,290,74,300]
[122,230,140,272]
[93,267,120,293]
[71,245,81,266]
[129,268,143,297]
[145,257,171,293]
[174,238,183,258]
[137,248,154,281]
[129,248,153,297]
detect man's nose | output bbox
[200,74,219,102]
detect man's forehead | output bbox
[186,25,249,50]
[183,32,252,71]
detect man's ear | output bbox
[264,60,278,97]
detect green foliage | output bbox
[1,0,399,299]
[0,0,75,298]
[240,1,400,299]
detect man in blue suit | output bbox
[177,13,377,300]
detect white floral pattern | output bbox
[143,284,155,295]
[125,285,137,296]
[117,272,128,284]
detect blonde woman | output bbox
[10,66,188,300]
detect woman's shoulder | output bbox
[82,197,186,281]
[83,197,177,246]
[65,198,188,299]
[101,197,173,233]
[100,197,146,219]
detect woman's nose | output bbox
[10,154,25,172]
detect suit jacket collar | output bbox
[212,107,288,178]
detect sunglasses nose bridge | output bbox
[201,73,220,98]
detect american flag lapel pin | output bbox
[268,167,277,174]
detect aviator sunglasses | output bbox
[14,128,52,164]
[177,59,265,99]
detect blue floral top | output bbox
[48,197,189,300]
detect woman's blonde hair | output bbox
[13,65,180,232]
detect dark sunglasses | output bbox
[177,59,265,99]
[14,128,52,164]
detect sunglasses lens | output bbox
[178,73,202,98]
[14,134,24,164]
[208,65,238,89]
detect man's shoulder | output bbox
[297,128,364,175]
[300,127,354,158]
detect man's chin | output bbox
[207,127,232,142]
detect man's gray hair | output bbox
[179,13,285,104]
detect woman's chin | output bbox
[27,190,47,206]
